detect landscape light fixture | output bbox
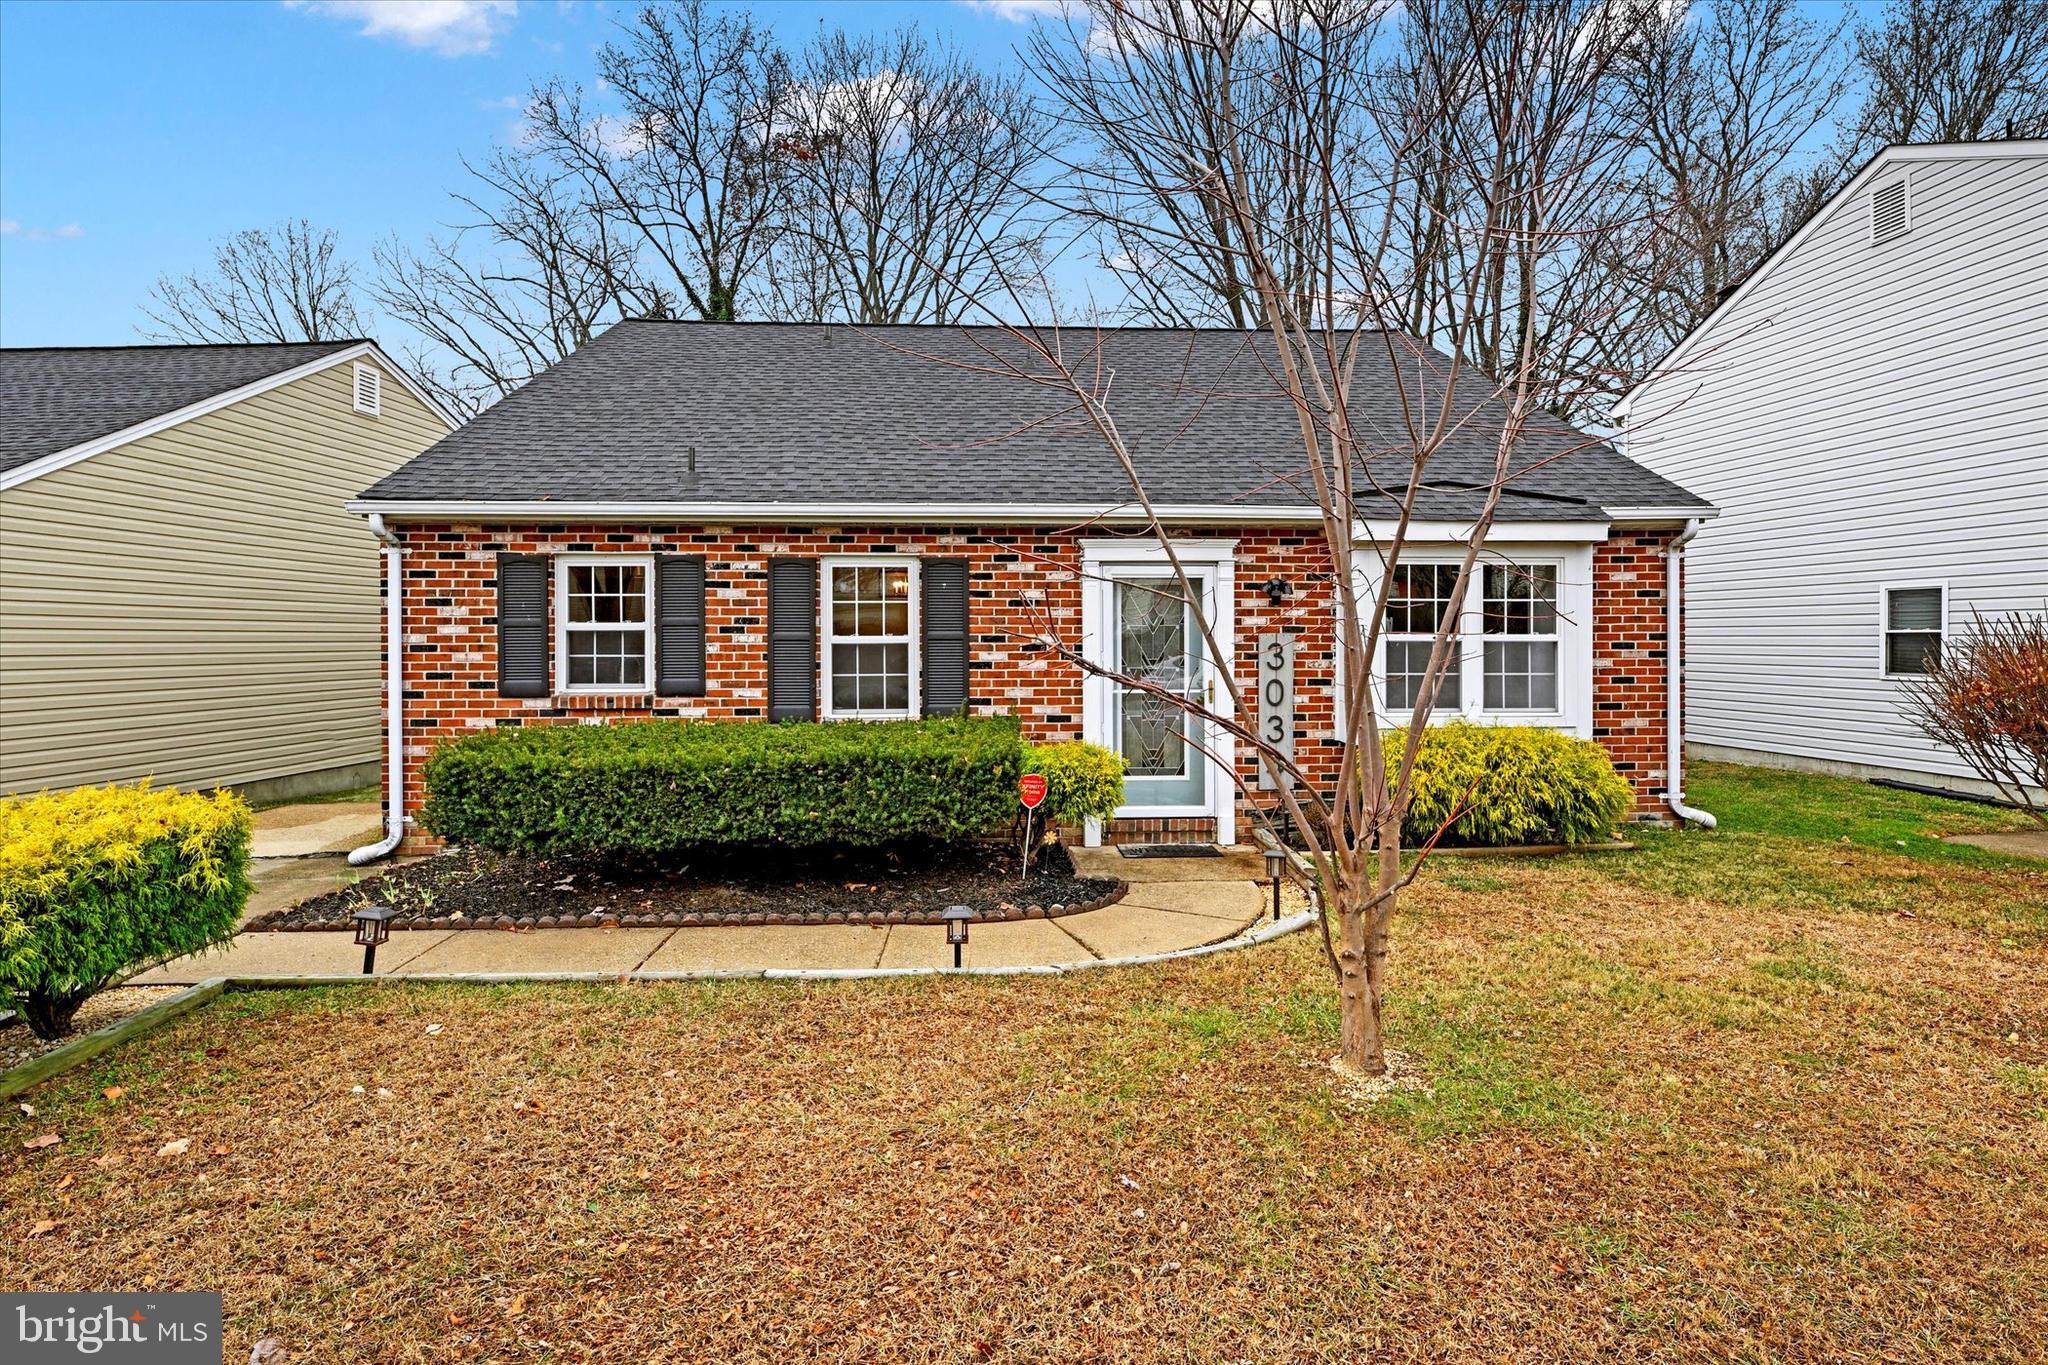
[351,905,396,975]
[942,904,974,969]
[1263,847,1287,921]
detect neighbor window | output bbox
[1382,563,1462,711]
[1482,563,1560,710]
[1883,585,1944,676]
[556,556,653,692]
[823,560,917,718]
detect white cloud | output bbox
[285,1,518,58]
[953,0,1077,21]
[479,94,522,110]
[1,219,84,241]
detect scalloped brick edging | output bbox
[253,878,1129,933]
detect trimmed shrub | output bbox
[422,715,1025,855]
[1,784,250,1040]
[1398,723,1632,847]
[1024,742,1127,828]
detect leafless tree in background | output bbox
[917,0,1667,1077]
[523,0,793,320]
[765,28,1054,324]
[1774,0,2048,238]
[144,219,360,344]
[372,149,671,414]
[1586,0,1848,391]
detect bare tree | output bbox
[1588,0,1849,389]
[1774,0,2048,238]
[1905,611,2048,829]
[1025,0,1375,326]
[764,28,1053,324]
[144,219,360,344]
[373,149,670,414]
[909,0,1667,1076]
[522,1,791,321]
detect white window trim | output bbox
[820,556,921,720]
[553,553,655,696]
[1878,580,1948,679]
[351,362,383,416]
[1348,540,1596,738]
[1078,537,1238,844]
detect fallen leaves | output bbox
[156,1138,191,1158]
[22,1133,60,1151]
[27,1218,60,1237]
[102,1086,125,1101]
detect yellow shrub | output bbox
[1395,723,1632,847]
[1,783,250,1039]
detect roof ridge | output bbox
[612,318,1401,335]
[0,339,368,354]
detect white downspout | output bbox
[348,513,406,865]
[1666,517,1717,829]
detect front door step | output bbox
[1117,844,1223,859]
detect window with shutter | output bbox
[822,558,918,718]
[496,554,550,698]
[767,557,818,721]
[555,555,654,693]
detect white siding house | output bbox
[1616,141,2048,797]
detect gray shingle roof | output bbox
[1,341,361,475]
[361,322,1710,521]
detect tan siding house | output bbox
[1,342,456,799]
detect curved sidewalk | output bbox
[131,846,1299,984]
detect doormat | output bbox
[1118,844,1223,859]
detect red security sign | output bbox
[1018,774,1049,810]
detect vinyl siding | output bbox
[1625,148,2048,784]
[0,356,448,794]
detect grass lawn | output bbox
[7,765,2045,1362]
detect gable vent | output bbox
[351,362,382,416]
[1870,178,1909,245]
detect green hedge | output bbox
[1024,742,1126,827]
[1,783,251,1040]
[1399,723,1632,847]
[422,715,1025,855]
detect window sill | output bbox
[552,692,658,711]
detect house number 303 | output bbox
[1257,632,1296,789]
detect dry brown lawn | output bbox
[5,769,2046,1363]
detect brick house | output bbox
[344,323,1717,859]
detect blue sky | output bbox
[0,0,1043,347]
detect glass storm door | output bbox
[1113,574,1208,808]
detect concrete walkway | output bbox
[132,845,1293,984]
[1944,829,2048,859]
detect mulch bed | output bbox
[247,840,1124,932]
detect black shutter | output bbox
[497,553,549,698]
[767,557,817,721]
[921,558,970,716]
[654,554,707,696]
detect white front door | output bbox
[1080,541,1237,844]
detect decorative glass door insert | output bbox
[1113,574,1208,808]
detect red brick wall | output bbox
[377,523,1674,851]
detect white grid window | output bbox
[1482,563,1560,710]
[556,556,653,693]
[1382,562,1462,711]
[1883,585,1944,676]
[824,560,917,718]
